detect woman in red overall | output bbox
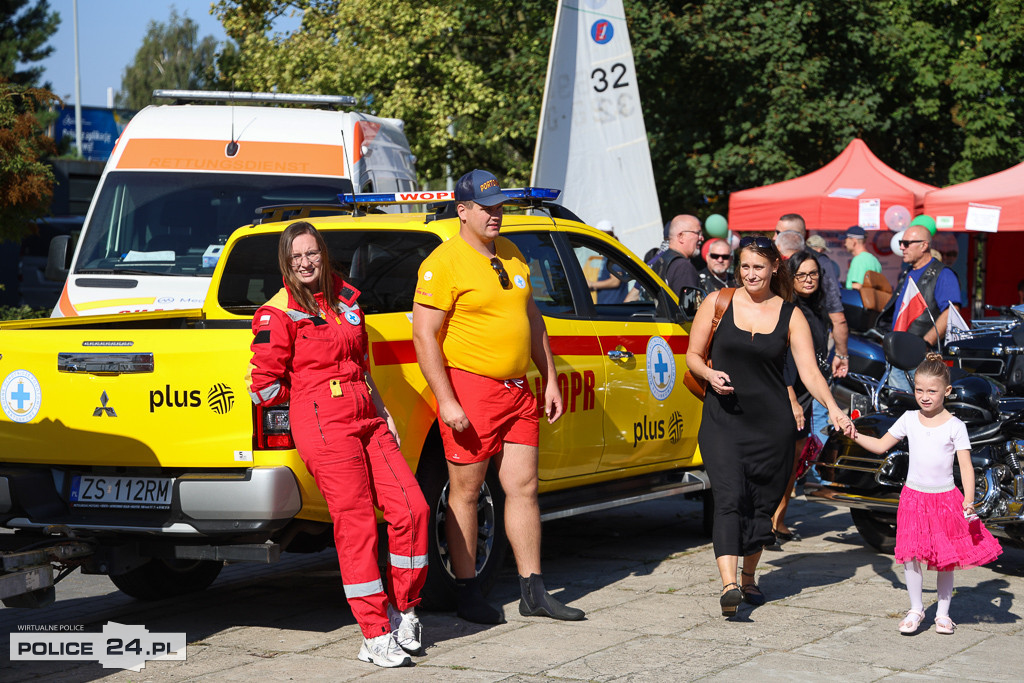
[248,221,429,668]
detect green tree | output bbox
[0,79,58,241]
[213,0,553,185]
[0,0,60,87]
[210,1,1024,213]
[630,1,898,214]
[880,0,1024,184]
[116,9,224,110]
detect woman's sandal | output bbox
[898,609,925,634]
[740,570,766,606]
[720,582,743,616]
[773,528,802,542]
[934,616,956,635]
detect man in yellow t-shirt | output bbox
[412,169,583,625]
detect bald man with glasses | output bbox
[876,224,961,346]
[698,238,736,292]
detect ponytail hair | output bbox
[916,351,950,387]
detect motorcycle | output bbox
[837,292,1024,416]
[805,330,1024,551]
[946,304,1024,395]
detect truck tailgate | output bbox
[0,328,254,468]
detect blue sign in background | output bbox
[54,106,132,161]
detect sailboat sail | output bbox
[532,0,663,258]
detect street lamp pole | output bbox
[73,0,82,157]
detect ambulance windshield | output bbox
[75,171,352,276]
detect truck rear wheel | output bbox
[109,558,223,601]
[416,450,507,610]
[850,509,898,554]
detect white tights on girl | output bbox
[904,560,954,617]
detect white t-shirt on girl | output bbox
[887,410,971,492]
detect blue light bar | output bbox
[339,187,561,205]
[502,188,562,200]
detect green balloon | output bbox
[909,214,937,235]
[705,213,728,238]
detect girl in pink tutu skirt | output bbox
[852,352,1001,635]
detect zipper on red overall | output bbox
[312,401,328,445]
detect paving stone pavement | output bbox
[2,495,1022,681]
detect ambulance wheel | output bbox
[417,452,508,610]
[110,558,223,601]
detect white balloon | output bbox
[885,205,911,231]
[890,230,906,256]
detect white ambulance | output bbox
[47,91,418,316]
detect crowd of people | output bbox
[673,210,997,629]
[245,170,995,667]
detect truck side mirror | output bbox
[45,235,71,282]
[677,286,705,321]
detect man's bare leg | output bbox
[497,442,584,621]
[494,442,541,576]
[445,459,489,579]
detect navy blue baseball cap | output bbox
[454,169,511,207]
[846,225,866,238]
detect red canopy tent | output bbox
[728,139,938,231]
[923,161,1024,308]
[923,161,1024,232]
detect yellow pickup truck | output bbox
[0,191,708,608]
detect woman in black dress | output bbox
[686,236,855,616]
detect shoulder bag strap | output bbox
[702,287,735,359]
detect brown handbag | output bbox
[683,287,736,399]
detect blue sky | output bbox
[38,1,299,107]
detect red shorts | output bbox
[439,368,539,464]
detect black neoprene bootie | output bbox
[518,573,585,621]
[455,578,504,624]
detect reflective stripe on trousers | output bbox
[343,578,385,599]
[389,553,429,570]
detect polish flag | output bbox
[894,277,928,332]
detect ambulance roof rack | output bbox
[253,203,352,225]
[152,90,358,108]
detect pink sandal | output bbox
[898,609,925,634]
[935,616,956,635]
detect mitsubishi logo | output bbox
[93,391,117,417]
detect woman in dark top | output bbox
[686,236,855,617]
[773,251,833,541]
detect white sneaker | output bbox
[357,632,411,668]
[388,603,424,654]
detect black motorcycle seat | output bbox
[883,332,929,371]
[967,419,1002,444]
